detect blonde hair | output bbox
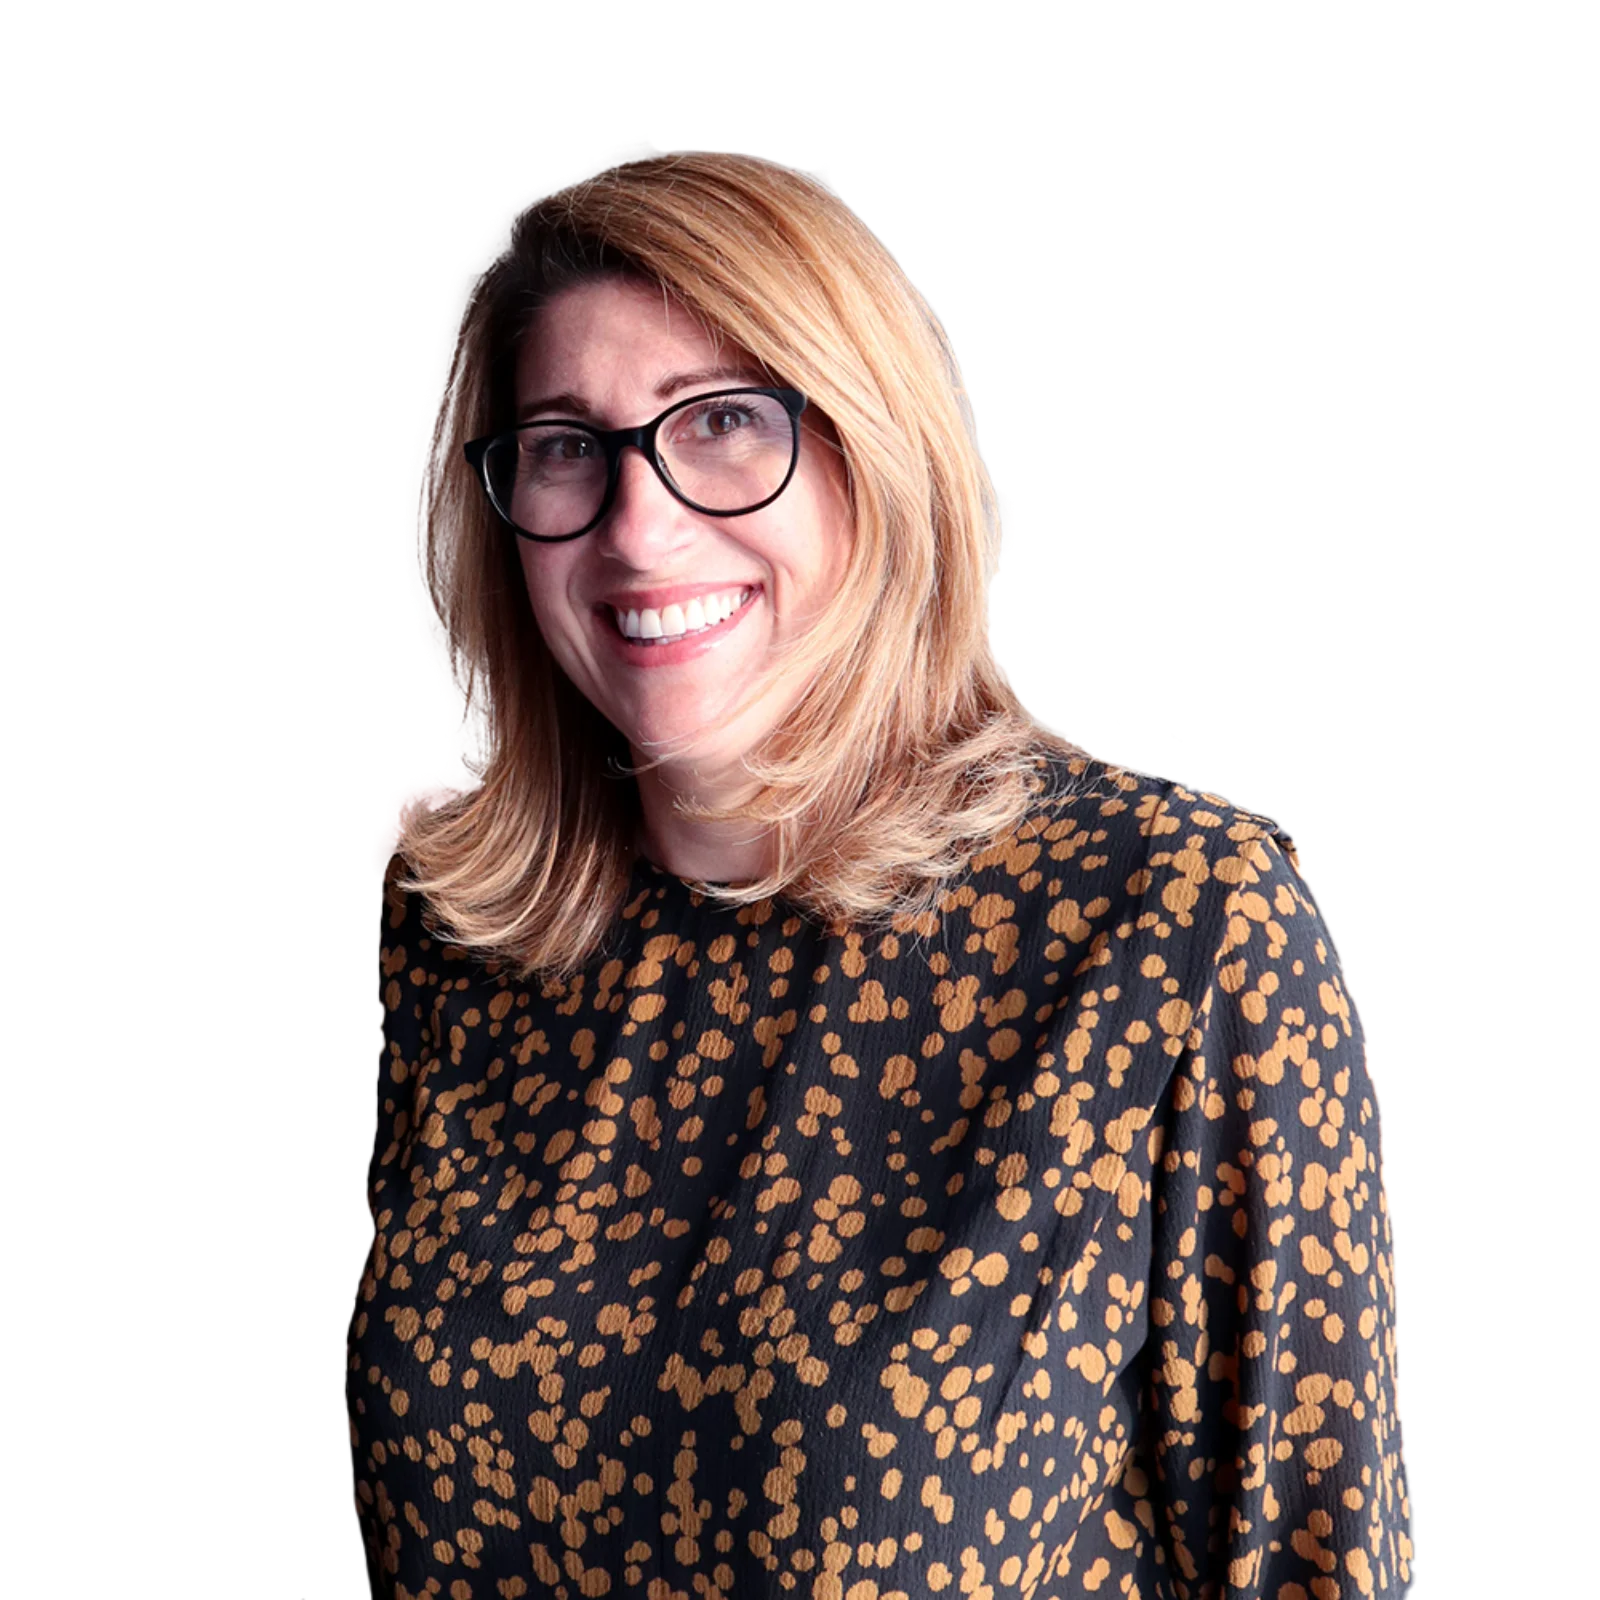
[397,150,1080,977]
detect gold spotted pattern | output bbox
[347,752,1411,1597]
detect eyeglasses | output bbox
[463,386,808,543]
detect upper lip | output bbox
[594,581,760,612]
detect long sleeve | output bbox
[348,855,443,1595]
[360,855,439,1209]
[1141,829,1412,1594]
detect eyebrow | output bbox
[516,364,771,422]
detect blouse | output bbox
[347,750,1412,1597]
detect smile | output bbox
[601,585,761,665]
[609,586,755,644]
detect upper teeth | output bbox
[613,587,752,641]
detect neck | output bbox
[633,758,775,886]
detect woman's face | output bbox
[512,276,854,785]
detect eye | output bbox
[669,397,774,448]
[526,429,597,464]
[700,406,748,438]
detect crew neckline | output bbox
[633,853,742,892]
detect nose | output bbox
[595,444,688,537]
[588,435,707,566]
[608,441,665,502]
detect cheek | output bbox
[518,545,559,608]
[807,443,854,552]
[770,505,850,625]
[802,476,854,593]
[518,552,585,653]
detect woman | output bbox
[348,152,1412,1598]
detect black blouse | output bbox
[347,752,1412,1597]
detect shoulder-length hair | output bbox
[395,150,1080,978]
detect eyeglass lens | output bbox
[482,391,797,540]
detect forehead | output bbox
[514,276,750,401]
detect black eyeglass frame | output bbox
[463,386,809,544]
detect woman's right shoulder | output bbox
[374,774,473,876]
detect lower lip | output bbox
[598,589,761,667]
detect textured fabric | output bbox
[347,752,1411,1598]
